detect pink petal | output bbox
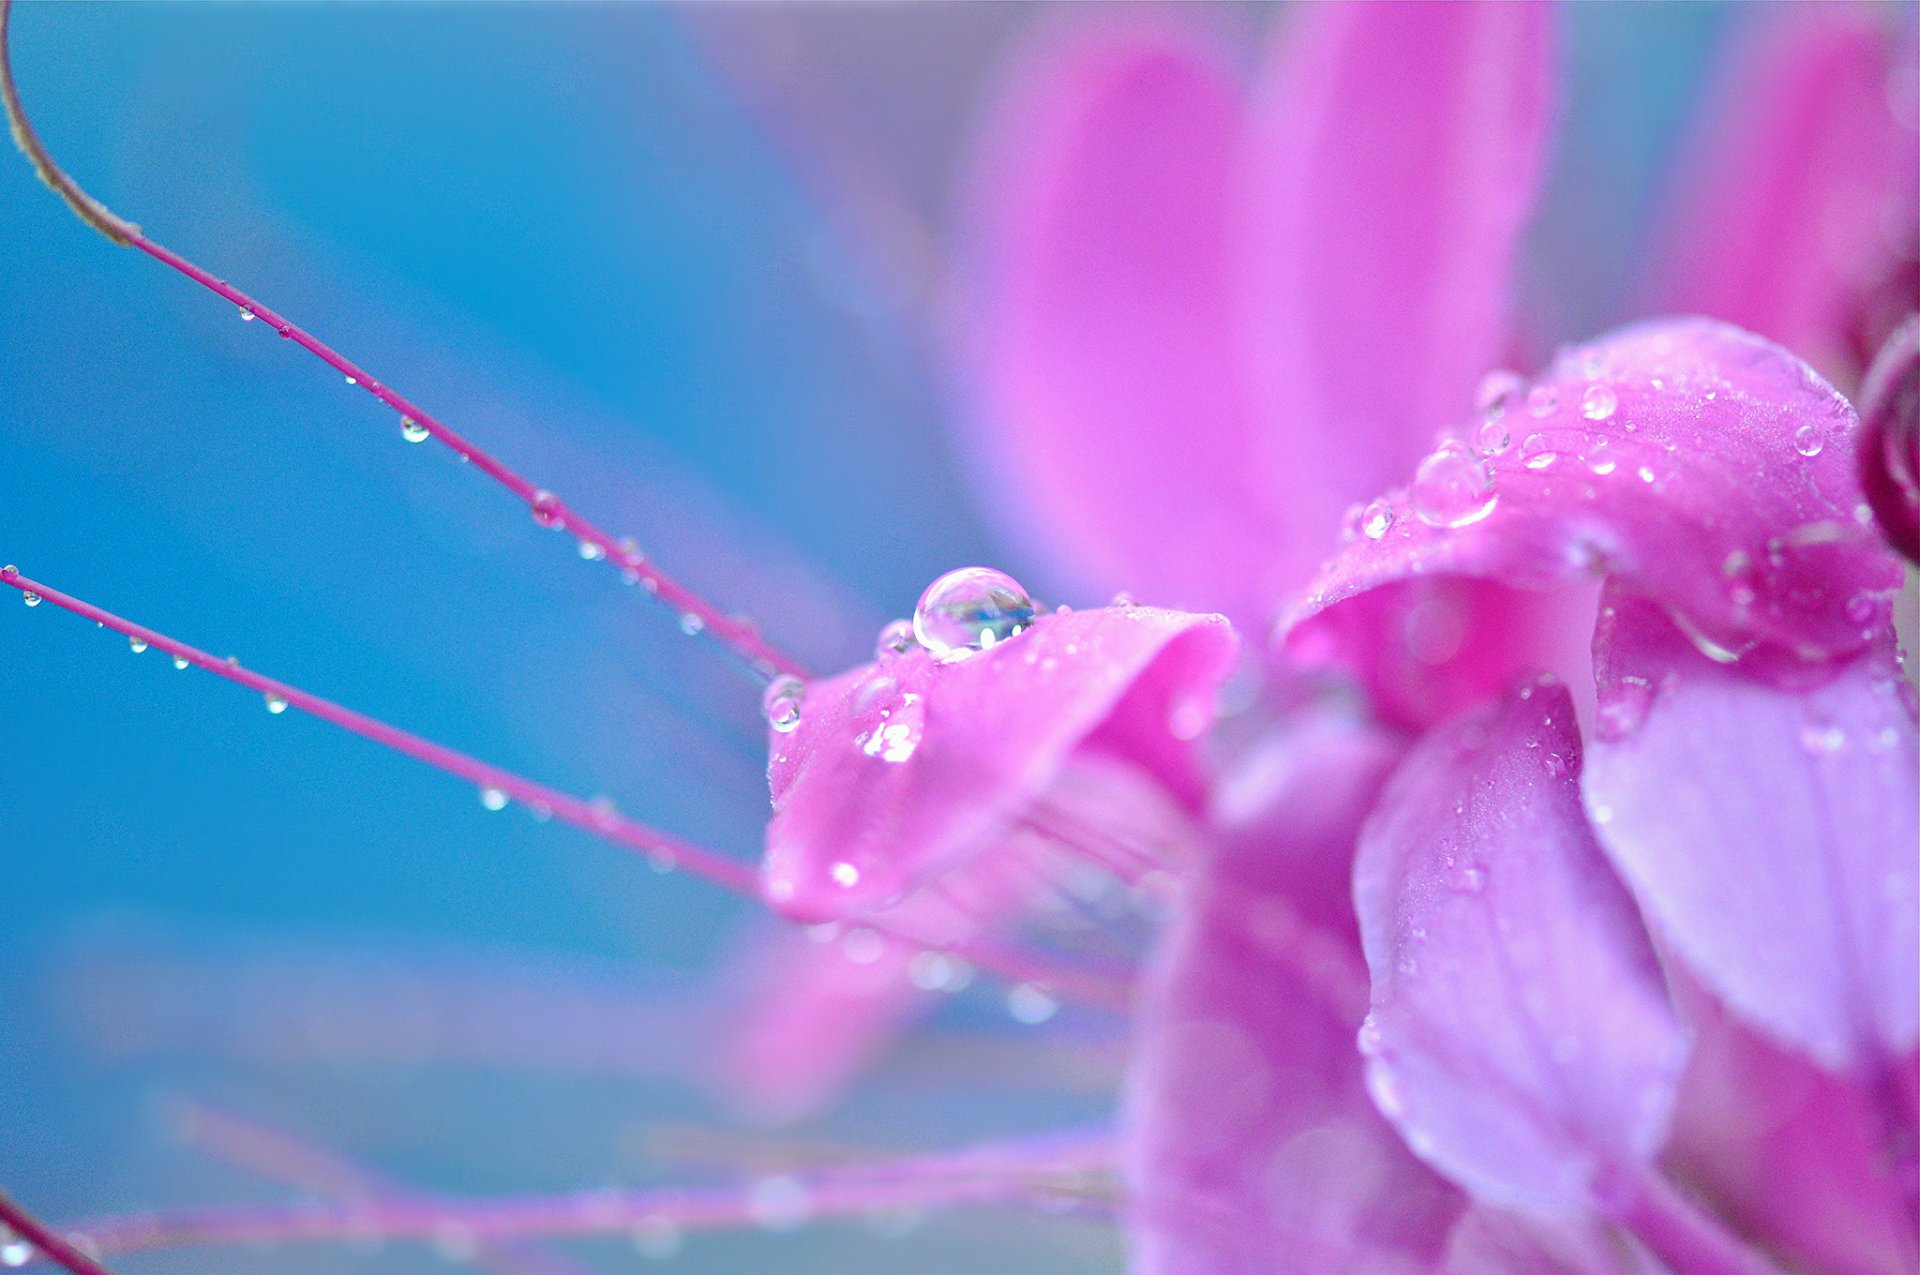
[1444,1206,1663,1275]
[1125,704,1461,1274]
[958,16,1277,625]
[1353,677,1685,1214]
[764,603,1237,922]
[1858,313,1920,562]
[1282,319,1905,685]
[1651,4,1919,381]
[1583,592,1919,1072]
[1238,1,1556,590]
[1662,974,1920,1275]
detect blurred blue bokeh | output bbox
[0,3,1742,1271]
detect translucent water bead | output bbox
[912,568,1037,658]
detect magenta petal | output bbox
[1651,4,1919,378]
[1125,704,1461,1274]
[1584,593,1919,1071]
[1237,0,1554,589]
[764,604,1236,922]
[1354,677,1685,1214]
[1445,1206,1660,1275]
[958,18,1277,625]
[1283,319,1904,682]
[1858,314,1920,562]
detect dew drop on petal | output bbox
[1360,499,1395,540]
[1356,1014,1383,1056]
[1520,434,1558,470]
[399,415,429,443]
[1586,438,1617,475]
[1580,384,1618,421]
[1794,424,1825,457]
[874,618,916,661]
[762,674,805,733]
[264,692,288,715]
[1006,982,1059,1024]
[479,785,509,812]
[1411,441,1498,528]
[128,635,148,654]
[912,567,1037,658]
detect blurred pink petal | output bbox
[1282,319,1903,682]
[1857,313,1920,561]
[1444,1206,1665,1275]
[1353,678,1685,1215]
[1238,1,1555,589]
[1652,4,1919,381]
[1584,593,1919,1073]
[959,16,1274,624]
[1125,704,1461,1274]
[763,602,1236,921]
[1663,975,1920,1275]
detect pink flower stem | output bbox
[0,1190,117,1275]
[0,565,759,899]
[1,565,1133,1009]
[62,1152,1106,1257]
[0,0,804,683]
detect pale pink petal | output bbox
[764,603,1237,922]
[1445,1206,1666,1275]
[958,17,1276,625]
[1238,1,1556,590]
[1583,592,1919,1072]
[1125,704,1461,1274]
[1662,974,1920,1275]
[1353,677,1685,1214]
[1858,313,1920,561]
[1651,4,1919,381]
[1282,319,1904,683]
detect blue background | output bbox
[0,3,1741,1271]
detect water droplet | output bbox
[1110,591,1138,608]
[1590,801,1616,826]
[172,655,190,670]
[399,415,429,444]
[344,374,358,386]
[762,675,805,733]
[912,567,1037,658]
[1799,721,1846,753]
[1598,676,1654,740]
[678,613,705,636]
[479,785,509,812]
[1526,386,1559,417]
[128,635,148,654]
[875,619,916,660]
[1580,384,1618,421]
[1411,441,1498,528]
[0,1234,31,1268]
[529,490,563,528]
[1006,982,1059,1024]
[1845,593,1880,625]
[1586,438,1617,475]
[1794,425,1825,457]
[1366,1062,1406,1118]
[1356,1015,1383,1055]
[578,539,605,562]
[1473,415,1512,456]
[238,305,256,322]
[1360,499,1395,540]
[264,692,288,714]
[21,592,41,607]
[1637,465,1657,484]
[1520,434,1558,470]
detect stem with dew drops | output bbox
[0,0,806,683]
[0,1190,118,1275]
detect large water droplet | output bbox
[762,674,805,733]
[128,635,149,654]
[479,785,509,812]
[238,305,256,322]
[0,1232,32,1268]
[1793,424,1825,457]
[172,655,190,670]
[912,567,1037,658]
[1360,499,1395,540]
[21,592,41,607]
[875,619,916,660]
[1580,384,1618,421]
[264,692,288,714]
[399,415,429,443]
[1411,441,1498,528]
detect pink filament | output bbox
[125,238,806,682]
[0,565,759,898]
[0,1192,117,1275]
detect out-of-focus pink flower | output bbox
[731,4,1917,1272]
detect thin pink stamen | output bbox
[0,1191,117,1275]
[0,565,759,898]
[0,0,803,682]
